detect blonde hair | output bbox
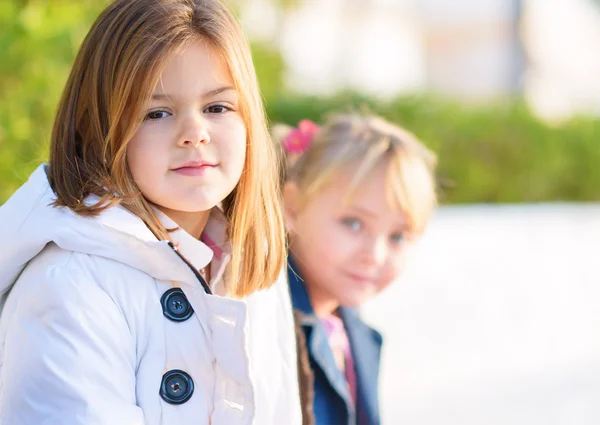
[274,113,437,235]
[49,0,285,298]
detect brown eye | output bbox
[146,110,170,120]
[204,104,231,114]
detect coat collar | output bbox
[339,308,382,425]
[287,257,383,424]
[0,164,233,301]
[287,256,314,317]
[288,256,352,404]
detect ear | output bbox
[283,182,301,234]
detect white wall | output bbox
[522,0,600,120]
[362,204,600,425]
[420,0,522,99]
[242,0,600,119]
[242,0,426,97]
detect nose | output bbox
[361,235,388,267]
[178,113,210,147]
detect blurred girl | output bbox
[275,114,437,425]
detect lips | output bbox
[172,160,217,176]
[344,272,377,286]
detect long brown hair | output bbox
[49,0,285,297]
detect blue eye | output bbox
[146,110,170,120]
[341,218,362,232]
[390,232,405,244]
[204,104,232,114]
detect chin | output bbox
[338,295,366,309]
[164,193,222,213]
[183,198,214,209]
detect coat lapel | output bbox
[287,260,355,408]
[339,307,383,425]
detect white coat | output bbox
[0,165,302,425]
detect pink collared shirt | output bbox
[321,314,358,405]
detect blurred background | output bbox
[1,0,599,423]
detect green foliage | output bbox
[0,0,108,201]
[251,42,285,100]
[1,1,599,204]
[265,94,600,203]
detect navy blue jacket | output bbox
[289,258,383,425]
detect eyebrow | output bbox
[152,86,237,100]
[348,205,409,228]
[347,206,377,218]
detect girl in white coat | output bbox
[0,0,301,424]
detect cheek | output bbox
[312,223,356,267]
[126,138,146,181]
[293,215,336,263]
[127,130,164,188]
[218,120,247,172]
[378,251,407,290]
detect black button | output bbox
[161,288,194,322]
[160,369,194,405]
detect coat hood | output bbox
[0,164,230,309]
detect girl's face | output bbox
[127,39,246,233]
[285,161,412,315]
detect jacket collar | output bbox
[339,308,382,425]
[288,256,352,405]
[287,255,383,425]
[0,164,232,303]
[287,255,314,317]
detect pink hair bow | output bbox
[283,119,319,154]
